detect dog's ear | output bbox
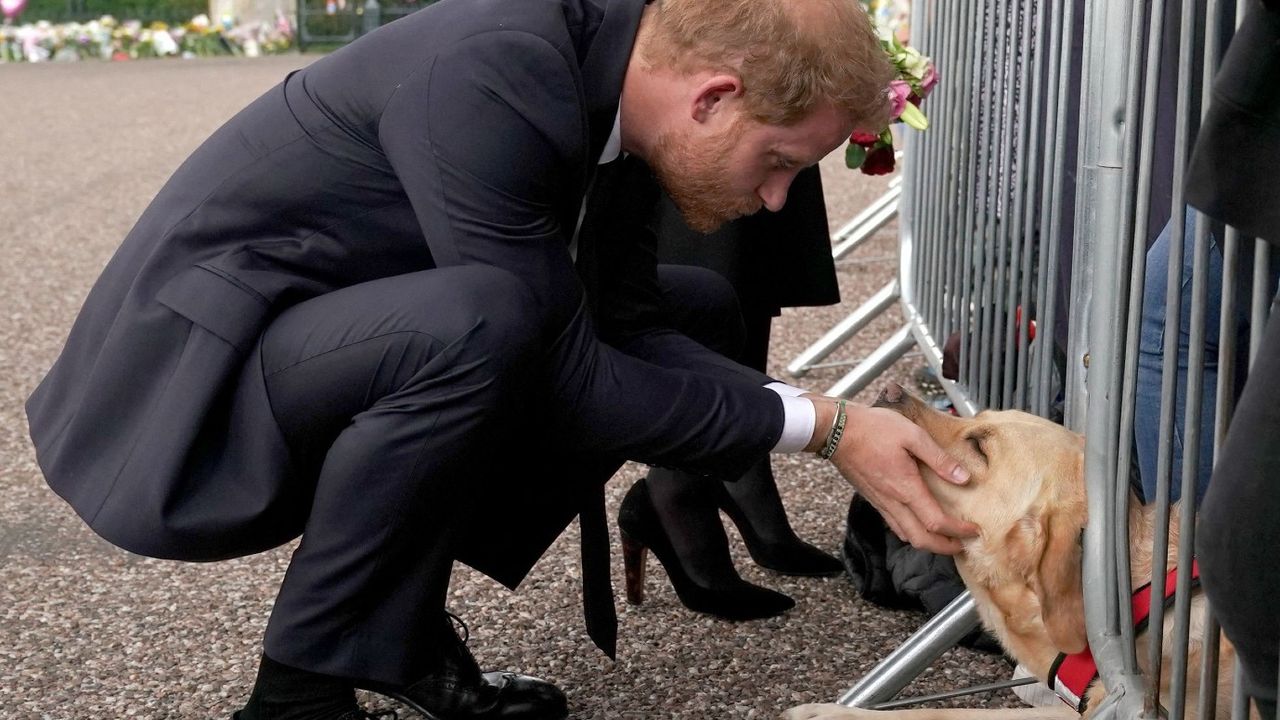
[1032,506,1088,654]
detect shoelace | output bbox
[445,610,470,645]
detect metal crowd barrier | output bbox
[1073,0,1276,717]
[820,0,1278,716]
[785,176,908,399]
[295,0,436,50]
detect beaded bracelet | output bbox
[818,399,847,460]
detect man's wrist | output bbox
[818,399,848,460]
[803,395,838,454]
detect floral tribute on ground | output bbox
[846,22,938,176]
[0,12,293,63]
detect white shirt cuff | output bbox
[765,385,815,453]
[765,381,809,398]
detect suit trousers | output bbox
[247,263,745,684]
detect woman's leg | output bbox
[719,310,841,575]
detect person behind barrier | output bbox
[23,0,980,717]
[1189,0,1280,716]
[615,166,847,623]
[1135,211,1230,506]
[1133,208,1279,506]
[1130,0,1280,507]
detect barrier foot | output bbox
[786,281,900,378]
[837,591,981,708]
[826,324,917,398]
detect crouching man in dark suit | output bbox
[25,0,977,717]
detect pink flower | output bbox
[887,80,913,120]
[919,65,939,99]
[1,0,27,21]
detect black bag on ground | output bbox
[841,494,1003,655]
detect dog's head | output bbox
[874,383,1089,653]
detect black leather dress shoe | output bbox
[364,671,568,720]
[233,710,396,720]
[358,614,568,720]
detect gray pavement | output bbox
[1,55,1018,719]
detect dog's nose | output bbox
[874,382,906,408]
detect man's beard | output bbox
[648,119,762,234]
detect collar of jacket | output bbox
[578,0,649,164]
[1046,559,1201,713]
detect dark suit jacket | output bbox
[1186,0,1280,244]
[25,0,784,588]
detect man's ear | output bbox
[690,73,744,123]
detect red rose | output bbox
[860,145,896,176]
[849,131,880,146]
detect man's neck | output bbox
[618,4,671,162]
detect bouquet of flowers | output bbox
[846,25,939,176]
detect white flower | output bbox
[151,28,178,55]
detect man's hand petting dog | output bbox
[805,396,978,556]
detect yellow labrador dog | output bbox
[786,384,1245,720]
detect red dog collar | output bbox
[1047,560,1201,713]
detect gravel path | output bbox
[1,55,1023,719]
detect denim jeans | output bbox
[1134,209,1223,505]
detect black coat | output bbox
[654,166,840,316]
[25,0,783,588]
[1186,0,1280,244]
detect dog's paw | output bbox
[782,703,865,720]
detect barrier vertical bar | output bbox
[909,0,925,333]
[1114,5,1166,668]
[1252,243,1273,364]
[990,0,1019,408]
[1074,0,1151,716]
[1106,0,1160,682]
[1205,0,1237,691]
[1170,1,1229,717]
[997,0,1031,408]
[1145,0,1203,710]
[946,0,977,351]
[1013,0,1049,411]
[964,0,987,400]
[962,0,997,400]
[978,0,1013,408]
[1216,229,1240,441]
[925,0,955,337]
[1033,0,1070,420]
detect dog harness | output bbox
[1046,560,1201,713]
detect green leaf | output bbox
[845,142,867,169]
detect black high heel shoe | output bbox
[717,460,844,577]
[617,477,794,621]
